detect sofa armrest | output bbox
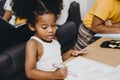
[67,1,82,30]
[0,42,26,79]
[0,54,14,79]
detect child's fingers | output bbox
[72,49,88,56]
[71,51,82,56]
[76,49,87,54]
[81,47,88,52]
[63,66,67,70]
[61,66,68,75]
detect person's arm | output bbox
[25,39,67,80]
[3,10,12,21]
[91,15,120,34]
[3,0,12,21]
[112,22,120,27]
[62,48,87,61]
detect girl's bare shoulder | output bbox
[26,39,43,49]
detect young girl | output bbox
[12,0,87,79]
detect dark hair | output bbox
[12,0,63,26]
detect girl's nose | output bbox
[48,27,53,32]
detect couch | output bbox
[0,42,27,80]
[0,1,81,80]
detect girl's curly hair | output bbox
[12,0,63,26]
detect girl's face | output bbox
[33,13,57,42]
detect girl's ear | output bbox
[28,23,35,31]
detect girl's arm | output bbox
[25,39,67,80]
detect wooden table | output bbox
[65,38,120,67]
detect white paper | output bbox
[97,64,120,80]
[64,56,114,80]
[94,34,120,38]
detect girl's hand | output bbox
[71,48,88,57]
[53,66,68,79]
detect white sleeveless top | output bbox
[30,36,63,71]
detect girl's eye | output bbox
[52,23,56,27]
[41,25,47,29]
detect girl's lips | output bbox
[47,35,54,39]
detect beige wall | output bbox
[74,0,95,20]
